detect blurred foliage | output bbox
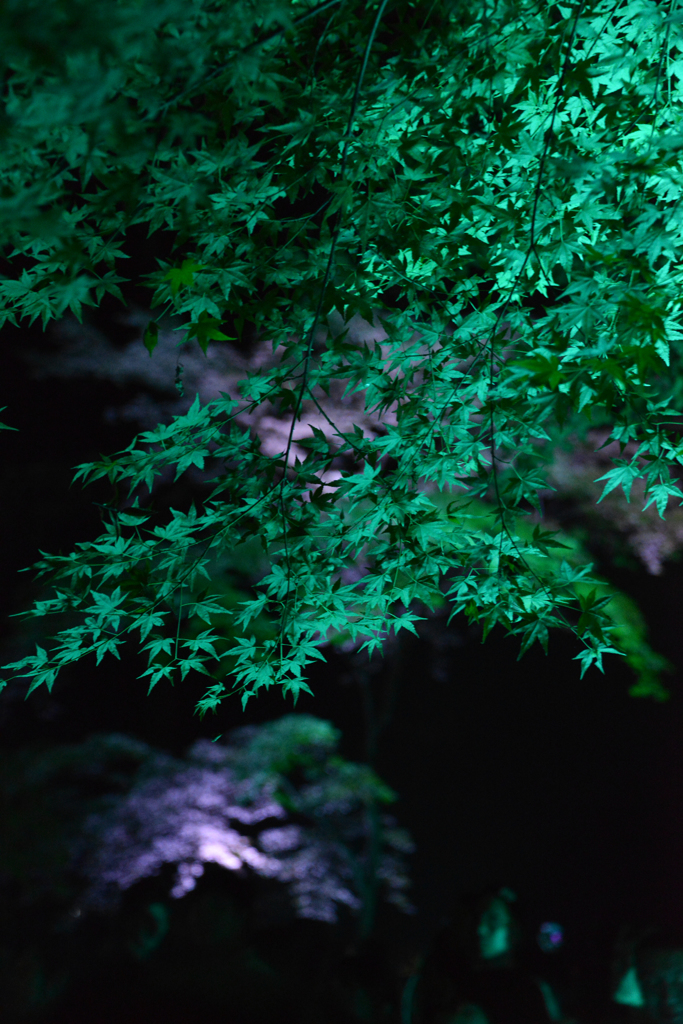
[1,714,412,921]
[0,714,412,1020]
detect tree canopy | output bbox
[1,0,682,712]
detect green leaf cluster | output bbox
[3,0,683,708]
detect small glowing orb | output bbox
[538,921,564,952]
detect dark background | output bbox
[1,305,682,1022]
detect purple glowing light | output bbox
[538,922,564,952]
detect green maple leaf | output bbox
[186,311,231,354]
[164,259,206,297]
[143,320,159,356]
[595,461,641,503]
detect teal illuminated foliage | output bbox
[2,0,683,709]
